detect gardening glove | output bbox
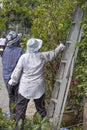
[58,43,65,51]
[61,40,66,45]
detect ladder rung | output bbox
[72,21,76,24]
[66,41,72,44]
[51,98,57,103]
[61,59,67,63]
[56,79,62,83]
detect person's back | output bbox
[2,46,23,85]
[2,31,24,119]
[19,53,44,79]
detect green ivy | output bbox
[0,0,87,129]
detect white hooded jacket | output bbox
[9,39,65,99]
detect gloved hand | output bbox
[61,40,66,45]
[59,43,65,51]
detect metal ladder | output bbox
[47,7,83,130]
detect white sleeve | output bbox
[41,44,65,62]
[9,56,23,86]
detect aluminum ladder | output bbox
[47,6,83,130]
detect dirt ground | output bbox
[0,56,36,119]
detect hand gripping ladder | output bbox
[47,7,83,130]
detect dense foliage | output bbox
[0,0,87,129]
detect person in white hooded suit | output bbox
[9,38,65,130]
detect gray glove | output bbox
[59,43,65,51]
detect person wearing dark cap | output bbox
[2,31,24,120]
[8,38,65,130]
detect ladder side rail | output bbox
[47,7,83,119]
[47,24,82,116]
[47,40,79,116]
[58,26,83,128]
[47,56,72,116]
[52,50,79,126]
[47,51,75,117]
[57,48,78,129]
[52,54,76,125]
[52,7,83,126]
[52,34,82,126]
[47,23,83,117]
